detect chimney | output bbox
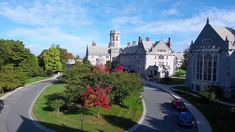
[127,42,131,47]
[92,40,96,46]
[146,37,150,41]
[138,36,143,45]
[167,37,171,48]
[132,41,136,46]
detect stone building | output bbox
[186,18,235,97]
[119,37,176,78]
[86,30,121,65]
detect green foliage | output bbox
[62,63,92,83]
[200,85,224,101]
[41,46,63,73]
[0,70,27,91]
[81,72,111,88]
[50,99,65,112]
[181,48,190,70]
[106,61,112,70]
[175,68,186,77]
[18,54,40,77]
[0,39,41,91]
[110,72,143,105]
[61,78,86,104]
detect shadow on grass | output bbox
[102,115,136,130]
[18,115,86,132]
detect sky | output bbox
[0,0,235,57]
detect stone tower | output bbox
[109,30,120,48]
[109,30,121,62]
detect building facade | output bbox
[119,37,176,78]
[186,18,235,97]
[86,30,176,78]
[86,30,121,65]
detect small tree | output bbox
[82,86,111,117]
[51,99,65,113]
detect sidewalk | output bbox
[144,80,212,132]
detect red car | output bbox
[171,99,187,112]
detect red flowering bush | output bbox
[83,86,112,117]
[94,64,110,74]
[116,64,124,72]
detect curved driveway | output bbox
[134,86,198,132]
[0,79,57,132]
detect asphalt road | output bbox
[134,86,198,132]
[0,79,56,132]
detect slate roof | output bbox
[88,46,109,55]
[211,25,235,42]
[123,40,172,54]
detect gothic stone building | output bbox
[86,30,176,78]
[119,37,176,78]
[186,19,235,97]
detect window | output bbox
[159,55,164,59]
[196,53,217,82]
[159,62,164,66]
[196,54,202,80]
[166,56,168,59]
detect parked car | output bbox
[178,111,193,127]
[0,99,4,111]
[171,99,187,112]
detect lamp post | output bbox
[80,115,84,131]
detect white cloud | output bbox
[7,27,90,56]
[0,0,91,27]
[134,8,235,34]
[112,16,143,27]
[162,8,178,16]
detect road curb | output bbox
[126,98,147,132]
[144,81,212,132]
[29,84,55,132]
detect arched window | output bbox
[196,53,217,82]
[204,54,212,81]
[196,54,202,80]
[212,54,217,81]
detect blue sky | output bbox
[0,0,235,57]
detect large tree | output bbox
[41,46,63,72]
[0,39,40,91]
[181,48,190,70]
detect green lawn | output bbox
[25,76,49,85]
[175,91,235,132]
[33,84,143,132]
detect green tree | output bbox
[110,72,143,105]
[18,54,40,77]
[181,48,190,70]
[62,78,86,104]
[41,46,62,73]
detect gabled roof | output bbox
[211,25,235,42]
[142,41,154,51]
[88,46,109,55]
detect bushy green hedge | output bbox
[61,64,143,106]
